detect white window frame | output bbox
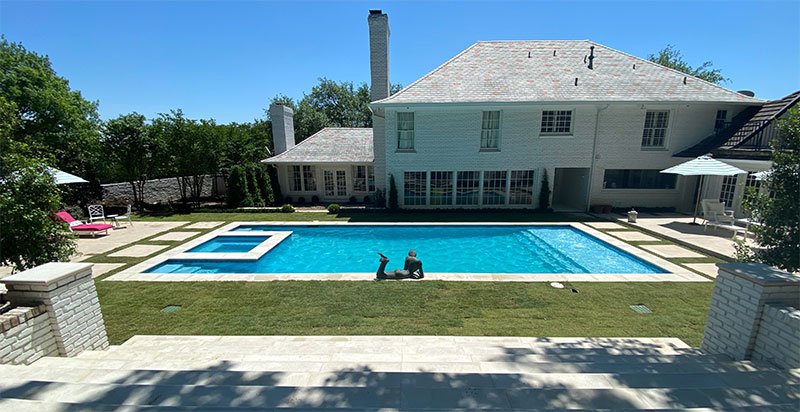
[397,112,415,151]
[641,110,670,149]
[540,110,574,136]
[352,165,375,193]
[480,111,501,150]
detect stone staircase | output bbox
[0,336,797,411]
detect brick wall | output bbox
[751,304,800,369]
[0,305,59,365]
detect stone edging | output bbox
[0,304,48,333]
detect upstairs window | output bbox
[642,110,669,148]
[480,111,501,149]
[397,112,415,150]
[540,110,573,135]
[715,110,728,132]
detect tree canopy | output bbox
[648,45,728,85]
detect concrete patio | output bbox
[71,221,188,261]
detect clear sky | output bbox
[2,1,798,124]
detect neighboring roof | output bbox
[373,40,763,105]
[263,127,373,164]
[676,90,800,159]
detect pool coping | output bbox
[104,222,709,283]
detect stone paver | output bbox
[184,221,225,229]
[72,222,188,260]
[584,222,626,230]
[639,244,705,259]
[90,263,126,278]
[108,244,169,258]
[607,231,660,242]
[150,231,200,241]
[684,263,721,278]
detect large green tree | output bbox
[101,113,160,208]
[270,77,402,142]
[648,45,727,84]
[0,38,102,185]
[746,108,800,272]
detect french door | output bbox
[323,169,348,198]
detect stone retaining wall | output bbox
[102,175,225,205]
[752,304,800,369]
[0,304,58,365]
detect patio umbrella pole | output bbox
[692,175,704,225]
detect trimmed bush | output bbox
[267,165,282,206]
[388,175,398,210]
[297,196,305,204]
[373,188,385,208]
[311,195,320,204]
[538,169,551,211]
[349,196,357,204]
[284,195,293,204]
[254,164,275,206]
[327,203,341,214]
[247,165,264,207]
[280,204,295,213]
[226,165,252,208]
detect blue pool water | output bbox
[187,235,269,253]
[149,225,666,274]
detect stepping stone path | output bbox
[685,263,721,278]
[90,263,126,278]
[584,222,626,230]
[0,335,795,410]
[607,231,659,242]
[150,231,200,241]
[184,221,226,229]
[639,244,706,258]
[108,244,169,258]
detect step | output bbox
[1,380,797,410]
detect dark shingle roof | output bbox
[373,40,763,105]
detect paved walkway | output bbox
[0,335,796,410]
[71,221,189,261]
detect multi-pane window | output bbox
[603,170,677,189]
[540,110,573,134]
[335,170,347,196]
[482,171,508,205]
[719,175,737,207]
[302,166,316,191]
[352,165,375,192]
[429,171,453,205]
[323,170,335,196]
[397,112,415,150]
[642,110,669,147]
[404,172,427,205]
[715,110,728,132]
[291,166,303,191]
[481,111,501,149]
[509,170,535,205]
[456,171,480,205]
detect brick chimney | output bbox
[368,9,390,102]
[269,104,295,155]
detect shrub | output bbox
[246,165,264,207]
[284,195,293,204]
[254,164,275,206]
[280,204,295,213]
[226,165,252,208]
[311,195,320,204]
[373,188,385,208]
[297,196,305,204]
[349,196,357,204]
[363,195,371,204]
[388,175,398,210]
[267,165,282,206]
[327,203,341,214]
[538,170,551,211]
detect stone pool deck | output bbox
[103,222,708,283]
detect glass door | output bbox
[323,169,348,198]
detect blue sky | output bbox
[2,1,798,123]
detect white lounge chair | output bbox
[701,200,745,238]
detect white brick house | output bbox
[267,9,782,213]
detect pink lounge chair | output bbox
[54,211,114,237]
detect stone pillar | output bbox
[2,262,109,357]
[701,263,800,361]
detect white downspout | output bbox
[586,104,610,211]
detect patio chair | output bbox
[700,200,744,238]
[87,204,107,223]
[54,211,114,237]
[107,204,134,228]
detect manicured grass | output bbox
[96,280,714,347]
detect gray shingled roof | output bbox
[374,40,762,105]
[263,128,373,164]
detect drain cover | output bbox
[160,305,182,314]
[629,304,652,314]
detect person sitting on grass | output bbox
[375,250,424,280]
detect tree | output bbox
[648,45,728,84]
[254,164,275,206]
[745,108,800,272]
[101,113,159,208]
[225,165,251,208]
[388,175,398,210]
[538,170,551,211]
[0,144,76,271]
[0,38,102,188]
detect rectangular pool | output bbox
[148,225,666,275]
[187,235,269,253]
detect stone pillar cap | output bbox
[717,263,800,286]
[1,262,93,286]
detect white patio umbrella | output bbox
[48,167,88,185]
[753,170,772,181]
[660,155,747,224]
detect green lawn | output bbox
[92,210,718,347]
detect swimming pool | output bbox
[187,235,270,253]
[148,225,666,275]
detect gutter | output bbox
[585,104,610,211]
